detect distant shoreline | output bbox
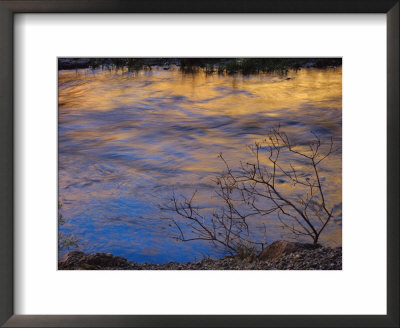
[58,58,342,73]
[58,241,342,270]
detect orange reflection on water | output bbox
[58,67,342,263]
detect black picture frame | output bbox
[0,1,398,327]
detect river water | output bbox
[58,66,342,263]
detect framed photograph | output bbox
[0,0,398,327]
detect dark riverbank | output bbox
[58,58,342,74]
[58,241,342,270]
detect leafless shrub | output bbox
[58,202,80,251]
[163,126,339,255]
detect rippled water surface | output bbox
[58,67,342,263]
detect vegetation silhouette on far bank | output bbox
[58,57,342,75]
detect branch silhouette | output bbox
[162,126,339,255]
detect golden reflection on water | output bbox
[58,67,342,263]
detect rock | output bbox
[85,253,128,268]
[59,251,129,270]
[258,240,319,261]
[58,251,85,269]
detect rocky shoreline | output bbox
[59,241,342,270]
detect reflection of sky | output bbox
[58,67,342,263]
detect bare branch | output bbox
[162,126,339,255]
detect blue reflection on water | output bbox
[58,67,342,264]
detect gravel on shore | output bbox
[59,246,342,270]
